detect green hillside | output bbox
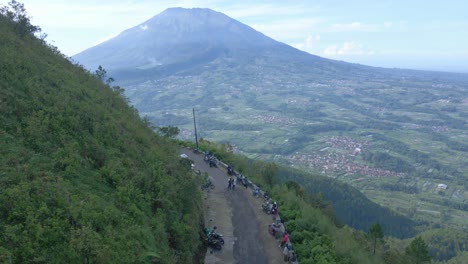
[0,5,203,263]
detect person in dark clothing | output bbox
[227,165,234,175]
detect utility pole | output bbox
[193,108,199,152]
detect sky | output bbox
[9,0,468,72]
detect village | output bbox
[287,136,407,178]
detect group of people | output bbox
[276,227,297,262]
[227,164,250,188]
[272,201,278,219]
[209,156,297,262]
[204,151,218,168]
[266,203,297,263]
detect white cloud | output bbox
[251,18,322,41]
[323,41,373,56]
[292,35,321,51]
[223,3,316,19]
[327,21,393,32]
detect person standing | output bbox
[280,232,289,248]
[283,244,290,262]
[228,177,232,190]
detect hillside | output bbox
[0,7,203,263]
[73,7,468,231]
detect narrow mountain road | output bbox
[182,149,285,264]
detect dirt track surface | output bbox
[183,149,285,264]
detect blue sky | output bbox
[14,0,468,72]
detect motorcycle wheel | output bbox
[212,243,222,250]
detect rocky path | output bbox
[183,149,285,264]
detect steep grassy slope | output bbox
[0,10,203,264]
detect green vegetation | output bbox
[404,236,431,264]
[195,139,467,263]
[369,223,384,255]
[0,4,203,263]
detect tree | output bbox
[368,223,384,255]
[94,65,116,85]
[405,236,431,264]
[95,65,107,81]
[0,0,40,36]
[157,126,180,138]
[260,162,278,187]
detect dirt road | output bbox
[182,149,285,264]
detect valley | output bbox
[73,7,468,232]
[137,70,468,229]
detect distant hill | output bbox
[73,7,468,232]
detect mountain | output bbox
[73,7,468,235]
[73,7,371,84]
[73,7,299,71]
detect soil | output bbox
[183,149,286,264]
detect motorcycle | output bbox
[204,151,212,163]
[201,179,215,190]
[252,187,260,198]
[262,202,272,215]
[205,237,223,250]
[203,227,224,250]
[208,232,224,245]
[241,176,249,188]
[209,157,218,168]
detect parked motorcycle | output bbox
[206,237,222,250]
[203,226,224,250]
[262,201,272,215]
[201,179,215,191]
[209,158,218,168]
[253,187,260,197]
